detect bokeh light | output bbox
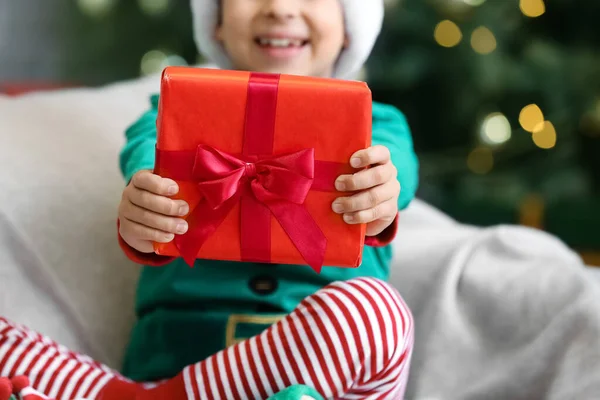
[138,0,170,17]
[467,147,494,174]
[434,20,463,48]
[480,113,512,145]
[520,0,546,18]
[462,0,487,6]
[77,0,116,18]
[519,104,544,132]
[471,27,497,54]
[140,50,167,76]
[140,50,188,76]
[532,121,557,149]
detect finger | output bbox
[342,198,398,225]
[118,229,155,253]
[122,202,188,235]
[335,163,397,192]
[125,238,155,254]
[128,187,189,217]
[131,170,179,196]
[366,218,395,237]
[350,145,391,168]
[119,218,175,243]
[332,179,399,214]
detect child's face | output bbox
[215,0,347,77]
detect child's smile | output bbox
[215,0,346,77]
[254,34,310,61]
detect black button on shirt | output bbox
[249,275,278,295]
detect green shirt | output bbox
[119,95,419,381]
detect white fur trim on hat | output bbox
[190,0,384,80]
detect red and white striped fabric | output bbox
[1,376,83,400]
[0,319,116,399]
[1,277,413,400]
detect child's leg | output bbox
[164,277,414,400]
[0,317,134,400]
[1,277,413,400]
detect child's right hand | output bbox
[118,170,189,253]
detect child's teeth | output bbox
[271,39,290,47]
[259,38,304,47]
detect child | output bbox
[0,0,419,399]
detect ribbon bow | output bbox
[194,145,315,208]
[175,145,327,271]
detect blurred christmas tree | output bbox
[61,0,197,84]
[367,0,600,252]
[368,0,599,225]
[58,0,599,251]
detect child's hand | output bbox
[332,145,400,236]
[118,170,189,253]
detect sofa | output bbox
[1,74,599,399]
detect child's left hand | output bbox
[332,145,400,236]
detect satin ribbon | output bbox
[166,73,331,272]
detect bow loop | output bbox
[192,145,315,208]
[251,148,315,205]
[192,145,246,209]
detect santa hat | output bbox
[190,0,385,80]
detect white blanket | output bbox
[1,75,599,399]
[391,201,600,399]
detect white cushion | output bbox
[0,75,160,368]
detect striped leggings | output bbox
[0,278,414,400]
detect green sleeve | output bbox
[371,102,420,210]
[119,95,160,184]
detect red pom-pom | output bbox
[11,375,30,392]
[0,377,12,400]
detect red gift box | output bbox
[153,67,372,272]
